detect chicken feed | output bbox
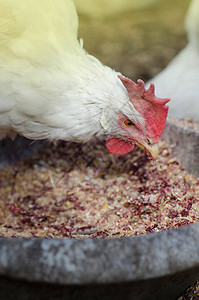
[0,136,198,238]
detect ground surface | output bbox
[78,0,190,82]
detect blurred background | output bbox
[74,0,190,82]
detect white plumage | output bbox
[0,0,130,140]
[148,0,199,121]
[0,0,169,158]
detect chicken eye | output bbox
[124,119,134,127]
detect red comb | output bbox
[118,75,170,142]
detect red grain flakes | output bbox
[0,139,198,239]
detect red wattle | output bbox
[106,137,136,155]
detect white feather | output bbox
[0,0,144,141]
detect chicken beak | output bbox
[137,142,159,160]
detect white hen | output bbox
[0,0,169,158]
[148,0,199,120]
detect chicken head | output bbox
[105,76,170,159]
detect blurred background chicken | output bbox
[0,0,170,159]
[76,0,194,121]
[148,0,199,121]
[74,0,160,19]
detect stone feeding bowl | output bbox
[0,119,199,300]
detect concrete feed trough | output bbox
[0,120,199,300]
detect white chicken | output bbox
[148,0,199,121]
[0,0,169,158]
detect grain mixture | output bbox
[168,118,199,133]
[0,138,198,239]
